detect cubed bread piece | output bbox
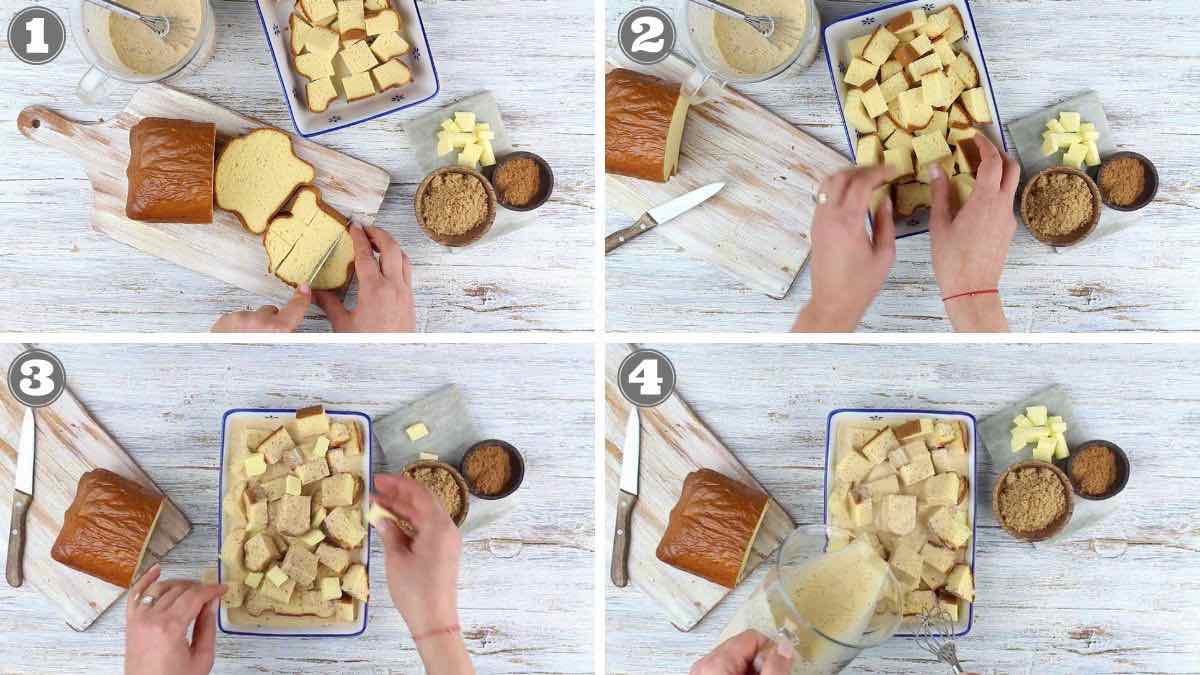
[307,77,339,113]
[886,444,911,470]
[290,13,312,55]
[844,89,877,135]
[921,563,948,591]
[945,564,974,601]
[327,422,352,447]
[950,174,975,211]
[895,181,930,216]
[912,131,952,167]
[931,421,957,446]
[364,8,399,35]
[916,155,956,184]
[222,580,247,608]
[937,592,960,621]
[906,52,942,80]
[856,134,883,167]
[296,51,335,80]
[930,36,956,65]
[244,428,272,451]
[327,448,363,476]
[244,532,280,572]
[960,88,991,124]
[341,563,369,602]
[339,71,376,101]
[338,39,378,73]
[877,114,898,141]
[949,52,978,88]
[885,128,914,151]
[921,542,957,574]
[325,505,367,548]
[856,531,888,560]
[336,0,366,40]
[371,58,412,91]
[342,421,363,455]
[864,474,900,497]
[370,30,410,61]
[947,125,977,146]
[882,494,917,535]
[305,25,340,55]
[892,43,921,68]
[920,71,954,109]
[843,57,880,87]
[885,9,926,34]
[258,477,289,502]
[879,71,910,104]
[300,0,337,25]
[256,427,295,464]
[296,457,331,486]
[922,7,951,38]
[928,506,971,549]
[897,87,933,129]
[277,494,312,536]
[898,452,935,486]
[295,405,331,439]
[281,543,320,588]
[221,526,248,575]
[862,26,900,66]
[889,542,923,583]
[865,461,895,483]
[316,542,352,574]
[859,81,888,119]
[904,589,937,616]
[335,598,356,622]
[893,419,928,442]
[880,59,904,81]
[859,428,900,465]
[363,0,387,9]
[320,576,343,600]
[847,34,870,59]
[321,473,359,508]
[835,451,874,484]
[924,472,961,506]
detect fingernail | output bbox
[929,164,943,180]
[298,283,311,294]
[776,640,795,660]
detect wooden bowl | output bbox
[488,151,554,211]
[401,459,470,526]
[1096,151,1158,212]
[460,439,525,499]
[1064,439,1131,501]
[1019,166,1102,247]
[414,166,496,247]
[992,460,1074,542]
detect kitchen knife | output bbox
[611,407,640,587]
[605,182,725,254]
[305,231,344,288]
[7,407,34,587]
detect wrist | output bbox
[944,292,1007,332]
[793,296,861,332]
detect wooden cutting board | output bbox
[606,57,850,299]
[604,344,793,631]
[0,344,191,631]
[16,84,391,305]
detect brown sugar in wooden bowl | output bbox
[414,166,497,247]
[1019,166,1101,247]
[460,439,525,500]
[992,460,1074,542]
[401,459,470,526]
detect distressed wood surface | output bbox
[0,344,593,673]
[603,344,794,631]
[606,343,1200,674]
[606,0,1200,332]
[0,344,191,631]
[0,0,594,332]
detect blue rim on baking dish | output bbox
[822,407,978,638]
[252,0,441,138]
[217,407,373,638]
[821,0,1007,238]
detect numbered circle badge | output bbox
[7,348,67,408]
[7,6,67,66]
[617,349,676,408]
[617,6,676,66]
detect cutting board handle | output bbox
[17,105,98,160]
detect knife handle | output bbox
[7,492,31,588]
[610,491,636,588]
[605,214,657,254]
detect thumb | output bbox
[759,640,795,675]
[312,290,352,330]
[189,597,219,671]
[872,194,896,259]
[375,516,411,556]
[273,285,310,331]
[927,163,952,233]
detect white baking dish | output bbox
[823,407,977,637]
[822,0,1006,237]
[218,407,373,637]
[254,0,440,137]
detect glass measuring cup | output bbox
[69,0,216,103]
[753,525,904,674]
[674,0,819,101]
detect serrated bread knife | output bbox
[605,182,725,254]
[610,407,640,587]
[7,407,35,587]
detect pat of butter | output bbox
[367,503,400,527]
[480,138,496,167]
[311,506,327,528]
[454,111,476,130]
[1058,111,1081,132]
[244,454,267,477]
[285,475,302,496]
[475,122,490,132]
[418,452,439,461]
[440,118,461,133]
[299,529,326,547]
[458,142,482,168]
[244,571,264,589]
[1045,118,1066,134]
[436,135,454,157]
[313,435,330,458]
[320,577,342,600]
[405,422,429,442]
[265,565,289,587]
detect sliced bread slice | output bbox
[290,14,311,56]
[215,129,315,234]
[336,0,366,41]
[299,0,337,26]
[307,76,339,113]
[364,8,399,35]
[369,30,410,61]
[371,58,411,91]
[295,51,334,80]
[263,187,354,290]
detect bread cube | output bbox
[338,40,379,73]
[886,9,926,34]
[859,428,900,465]
[336,0,366,41]
[325,506,367,548]
[921,563,947,591]
[904,589,937,616]
[877,114,898,141]
[328,422,352,447]
[341,563,369,602]
[222,581,247,608]
[906,52,942,80]
[306,77,339,113]
[342,422,363,455]
[321,473,359,507]
[256,427,295,465]
[886,445,911,471]
[304,25,341,56]
[835,451,874,484]
[281,543,320,588]
[907,33,933,57]
[865,461,895,484]
[920,71,954,109]
[936,592,960,621]
[882,494,917,535]
[945,565,974,601]
[316,542,351,574]
[898,453,935,486]
[916,111,949,140]
[895,181,931,216]
[859,81,889,119]
[921,542,957,574]
[259,477,290,502]
[340,71,376,101]
[912,131,952,168]
[893,419,929,443]
[300,0,337,26]
[948,125,977,146]
[949,52,978,88]
[371,58,412,91]
[296,52,335,80]
[950,174,975,211]
[244,532,280,572]
[847,33,871,59]
[862,26,900,66]
[885,128,914,152]
[336,599,356,623]
[878,72,909,105]
[364,8,399,35]
[296,457,331,486]
[320,576,343,601]
[864,474,901,497]
[327,448,363,476]
[897,87,933,129]
[930,37,956,66]
[928,506,970,549]
[277,494,312,536]
[880,59,904,81]
[856,133,883,168]
[844,58,880,87]
[940,6,965,43]
[889,542,923,583]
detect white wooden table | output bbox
[605,1,1200,332]
[0,344,593,673]
[0,0,594,332]
[606,344,1200,673]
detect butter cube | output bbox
[367,503,400,527]
[477,129,496,141]
[1059,111,1081,132]
[299,528,326,548]
[1053,433,1070,460]
[1045,118,1066,134]
[446,132,474,149]
[1025,406,1048,427]
[1040,135,1058,157]
[266,565,289,587]
[285,475,303,496]
[244,571,264,589]
[848,493,873,527]
[320,576,342,600]
[1032,437,1056,463]
[1013,414,1032,428]
[313,435,330,458]
[475,122,491,132]
[405,422,429,441]
[1084,141,1101,167]
[454,111,476,130]
[458,142,482,169]
[311,506,327,528]
[1064,143,1088,168]
[480,139,496,167]
[417,452,439,461]
[436,134,454,157]
[440,118,461,134]
[244,454,267,477]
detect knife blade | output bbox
[8,407,35,587]
[611,407,640,587]
[605,182,725,254]
[305,230,344,287]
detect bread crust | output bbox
[214,128,315,234]
[605,68,683,182]
[261,185,356,292]
[126,117,216,224]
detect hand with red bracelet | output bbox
[371,473,475,675]
[927,134,1021,332]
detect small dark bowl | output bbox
[401,459,470,526]
[459,439,524,500]
[414,166,497,247]
[1019,166,1102,247]
[1065,439,1130,501]
[1095,152,1158,212]
[487,151,554,212]
[992,460,1074,542]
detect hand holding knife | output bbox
[7,407,35,587]
[611,407,640,587]
[605,182,725,254]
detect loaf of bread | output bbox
[215,129,315,234]
[125,117,216,223]
[50,468,165,588]
[656,469,769,589]
[605,68,691,182]
[263,186,354,290]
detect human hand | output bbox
[210,286,310,332]
[313,225,416,332]
[691,630,794,675]
[792,166,896,332]
[927,134,1020,332]
[124,564,225,675]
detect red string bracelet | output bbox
[412,624,461,642]
[942,288,999,303]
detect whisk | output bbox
[914,606,966,673]
[687,0,802,46]
[84,0,171,38]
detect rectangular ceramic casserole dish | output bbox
[823,407,977,637]
[822,0,1006,237]
[218,407,373,637]
[254,0,440,137]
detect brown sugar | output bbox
[463,444,513,495]
[1024,172,1094,237]
[1070,444,1118,496]
[420,173,488,236]
[997,466,1066,533]
[493,157,541,207]
[404,465,464,520]
[1098,157,1146,207]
